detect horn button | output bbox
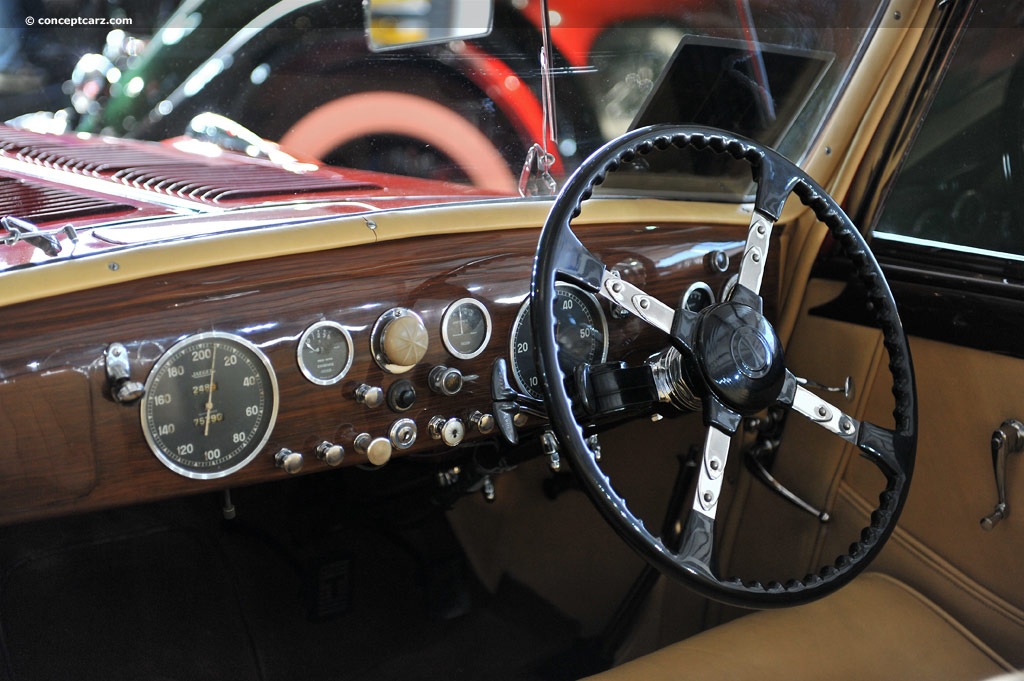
[696,302,786,414]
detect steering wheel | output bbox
[531,125,916,608]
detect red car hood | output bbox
[0,125,504,271]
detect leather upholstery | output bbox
[584,573,1013,681]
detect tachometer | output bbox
[141,332,279,480]
[510,283,608,399]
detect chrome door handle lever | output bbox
[980,419,1024,530]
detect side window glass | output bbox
[874,0,1024,257]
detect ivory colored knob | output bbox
[382,314,428,367]
[371,308,429,374]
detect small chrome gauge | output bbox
[509,283,609,399]
[721,273,739,302]
[141,332,279,480]
[682,282,716,312]
[297,320,354,385]
[441,297,492,360]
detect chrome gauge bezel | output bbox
[720,273,739,303]
[509,283,609,399]
[140,331,279,480]
[370,307,427,374]
[441,297,492,360]
[682,281,716,312]
[296,320,355,386]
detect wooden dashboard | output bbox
[0,220,775,526]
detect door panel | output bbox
[830,332,1024,667]
[749,278,1024,667]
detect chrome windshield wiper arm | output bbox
[1,215,78,257]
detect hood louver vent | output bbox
[0,176,137,224]
[0,128,378,205]
[110,164,372,202]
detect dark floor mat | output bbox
[0,484,585,681]
[0,525,262,681]
[348,578,580,681]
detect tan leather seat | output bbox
[586,573,1014,681]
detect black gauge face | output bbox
[510,283,609,399]
[683,282,716,312]
[297,321,354,385]
[141,332,279,479]
[442,298,491,360]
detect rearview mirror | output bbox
[365,0,493,51]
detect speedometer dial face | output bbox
[510,283,609,399]
[141,332,279,480]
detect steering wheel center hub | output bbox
[697,302,785,413]
[731,326,772,378]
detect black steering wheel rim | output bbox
[531,124,916,608]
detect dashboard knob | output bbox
[469,411,496,434]
[354,433,392,466]
[355,383,385,408]
[372,308,428,373]
[387,379,417,412]
[704,250,731,273]
[114,380,146,404]
[428,416,465,447]
[316,441,345,467]
[274,448,304,474]
[429,365,464,396]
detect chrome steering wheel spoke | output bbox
[788,382,860,442]
[736,211,776,297]
[786,380,908,480]
[597,271,701,358]
[599,270,677,335]
[693,425,733,518]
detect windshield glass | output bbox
[71,0,886,200]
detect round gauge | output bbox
[441,298,492,360]
[682,282,716,312]
[141,332,279,480]
[297,321,354,385]
[721,273,739,302]
[509,283,609,399]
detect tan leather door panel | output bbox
[743,278,1024,667]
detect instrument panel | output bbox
[0,220,766,525]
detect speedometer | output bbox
[509,283,608,399]
[141,332,279,480]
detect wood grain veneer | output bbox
[0,220,776,525]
